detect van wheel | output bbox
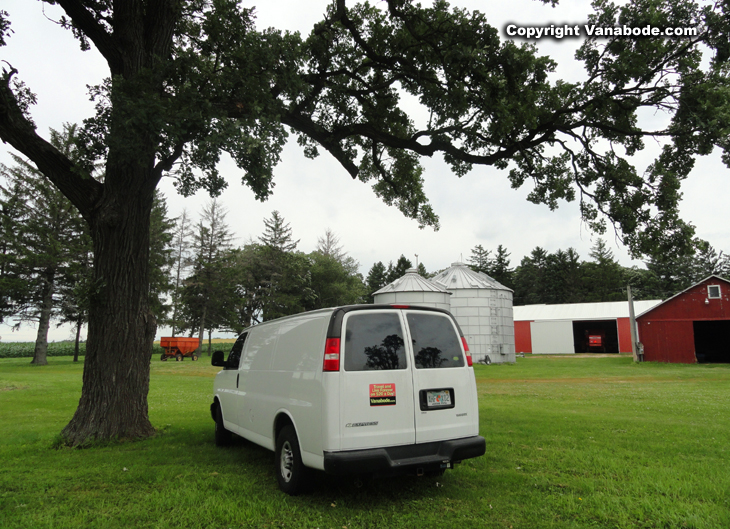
[275,425,309,495]
[214,404,232,447]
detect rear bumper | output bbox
[323,435,486,476]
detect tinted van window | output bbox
[227,333,247,369]
[406,313,464,369]
[344,313,407,371]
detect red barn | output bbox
[637,275,730,363]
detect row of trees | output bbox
[0,151,373,359]
[463,240,729,305]
[169,208,367,351]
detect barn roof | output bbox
[431,262,512,291]
[514,300,662,321]
[372,268,451,295]
[636,275,730,318]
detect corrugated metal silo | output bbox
[372,268,451,311]
[432,262,515,364]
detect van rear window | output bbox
[406,313,464,369]
[344,313,407,371]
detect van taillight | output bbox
[461,337,473,367]
[323,338,341,371]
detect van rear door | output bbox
[403,310,479,443]
[338,310,416,450]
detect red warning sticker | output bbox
[369,383,396,406]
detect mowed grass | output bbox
[1,355,729,528]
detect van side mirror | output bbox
[211,350,226,367]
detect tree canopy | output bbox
[0,0,727,445]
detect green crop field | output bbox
[1,355,729,528]
[0,339,237,359]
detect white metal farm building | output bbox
[513,300,662,355]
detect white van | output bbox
[210,304,485,494]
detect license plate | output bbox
[426,389,452,407]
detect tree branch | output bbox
[54,0,122,73]
[0,69,102,219]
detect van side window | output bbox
[344,313,407,371]
[406,313,464,369]
[226,333,247,369]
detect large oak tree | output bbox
[0,0,727,445]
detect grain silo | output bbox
[431,262,515,364]
[372,268,451,311]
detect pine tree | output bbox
[0,124,90,365]
[366,262,388,303]
[259,211,299,252]
[468,245,491,275]
[148,191,176,325]
[316,228,359,275]
[386,255,413,283]
[583,239,625,302]
[489,245,513,288]
[543,248,584,304]
[169,209,194,336]
[184,200,235,353]
[513,247,548,305]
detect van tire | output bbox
[275,425,309,495]
[214,404,232,447]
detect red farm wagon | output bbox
[159,337,200,361]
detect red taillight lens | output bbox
[461,337,473,367]
[323,338,341,371]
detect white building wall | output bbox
[530,320,575,354]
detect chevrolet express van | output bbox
[210,304,485,494]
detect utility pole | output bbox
[627,285,639,362]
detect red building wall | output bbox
[637,277,730,363]
[616,317,632,354]
[638,320,696,363]
[514,320,533,353]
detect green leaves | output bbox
[7,0,729,265]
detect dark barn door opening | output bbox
[693,320,730,363]
[572,320,619,354]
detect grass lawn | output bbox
[1,354,729,528]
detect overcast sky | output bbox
[1,0,727,342]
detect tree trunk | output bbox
[196,305,207,354]
[73,316,82,362]
[31,268,55,366]
[61,185,157,445]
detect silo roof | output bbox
[373,268,451,295]
[432,262,512,291]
